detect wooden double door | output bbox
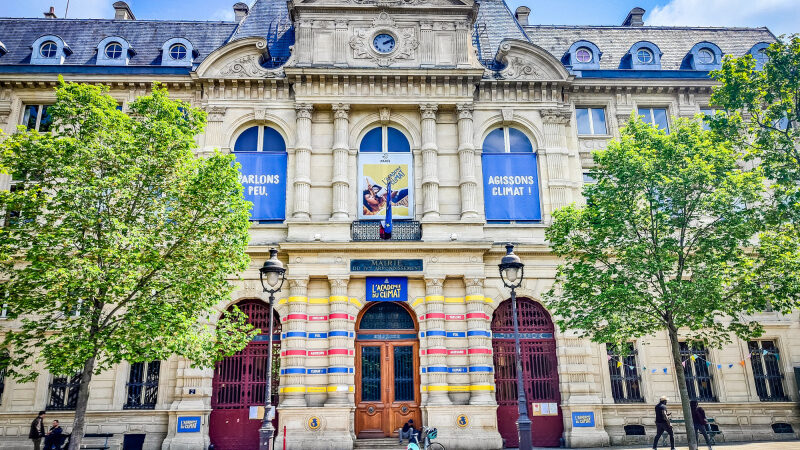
[355,340,420,438]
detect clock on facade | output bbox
[372,33,396,53]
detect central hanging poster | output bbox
[358,152,414,220]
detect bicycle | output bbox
[406,426,445,450]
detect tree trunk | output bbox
[67,356,96,450]
[667,327,698,450]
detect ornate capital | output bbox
[424,277,445,289]
[295,103,313,120]
[288,278,309,290]
[328,276,350,289]
[206,106,226,122]
[541,108,571,125]
[420,103,438,121]
[456,103,474,120]
[332,103,351,120]
[464,277,485,289]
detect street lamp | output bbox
[498,243,531,450]
[258,248,286,450]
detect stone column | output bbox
[334,20,349,67]
[541,109,573,211]
[325,276,352,405]
[281,278,309,406]
[456,103,479,220]
[292,103,313,220]
[330,103,350,221]
[465,278,495,404]
[420,104,440,220]
[424,277,451,405]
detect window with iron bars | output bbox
[124,361,160,409]
[606,343,644,403]
[679,342,717,402]
[47,372,82,410]
[748,340,788,402]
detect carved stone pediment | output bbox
[218,55,284,78]
[493,39,571,81]
[195,37,290,79]
[349,12,419,67]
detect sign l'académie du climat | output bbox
[366,277,408,302]
[234,152,287,221]
[481,153,541,221]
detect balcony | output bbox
[351,220,422,241]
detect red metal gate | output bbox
[492,298,562,448]
[210,300,281,450]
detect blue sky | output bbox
[2,0,798,36]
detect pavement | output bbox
[506,443,800,450]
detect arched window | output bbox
[481,126,541,221]
[234,126,286,153]
[358,126,414,220]
[359,126,410,153]
[358,302,415,330]
[232,125,287,221]
[563,40,602,70]
[622,41,662,70]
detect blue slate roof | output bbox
[0,17,237,66]
[231,0,294,66]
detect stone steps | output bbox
[354,438,409,449]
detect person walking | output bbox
[29,411,46,450]
[653,396,675,450]
[691,400,713,449]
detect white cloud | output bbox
[647,0,800,36]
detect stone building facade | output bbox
[0,1,797,449]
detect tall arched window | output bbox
[232,125,287,221]
[358,126,414,220]
[481,126,541,221]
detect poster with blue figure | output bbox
[234,152,287,220]
[481,153,541,221]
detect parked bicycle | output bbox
[406,426,444,450]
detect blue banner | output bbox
[482,154,541,221]
[177,416,201,433]
[234,152,287,221]
[572,412,595,427]
[366,276,407,302]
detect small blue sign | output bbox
[177,416,201,433]
[572,412,595,428]
[234,152,287,221]
[366,277,407,302]
[482,153,541,221]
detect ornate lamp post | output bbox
[498,243,531,450]
[258,248,286,450]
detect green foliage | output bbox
[546,116,767,347]
[710,35,800,313]
[0,79,256,382]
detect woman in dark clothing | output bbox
[691,400,713,449]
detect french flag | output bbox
[379,181,393,240]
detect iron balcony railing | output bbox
[351,220,422,241]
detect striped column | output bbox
[305,295,332,405]
[423,277,451,405]
[280,277,308,406]
[466,278,495,404]
[445,295,470,404]
[410,294,428,405]
[326,276,353,405]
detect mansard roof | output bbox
[230,0,294,65]
[523,25,775,71]
[0,17,237,66]
[473,0,530,65]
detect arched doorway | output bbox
[492,298,562,447]
[210,300,281,450]
[355,302,420,439]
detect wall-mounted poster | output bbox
[234,152,287,221]
[482,153,541,221]
[358,152,414,220]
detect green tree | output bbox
[0,80,256,450]
[710,35,800,312]
[546,117,768,450]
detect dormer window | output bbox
[636,48,654,64]
[697,48,714,64]
[105,42,123,59]
[682,42,723,71]
[31,35,71,64]
[622,41,662,70]
[161,38,195,67]
[575,48,592,63]
[748,42,771,70]
[40,41,58,58]
[169,44,187,60]
[96,37,133,66]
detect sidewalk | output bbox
[507,443,800,450]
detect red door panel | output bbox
[492,298,563,448]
